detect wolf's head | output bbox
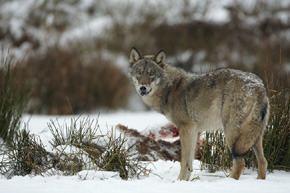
[128,47,166,97]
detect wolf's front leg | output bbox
[178,125,198,181]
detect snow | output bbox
[1,111,290,193]
[1,160,289,193]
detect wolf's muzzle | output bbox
[139,85,151,96]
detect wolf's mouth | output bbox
[140,88,152,96]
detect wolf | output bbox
[128,48,269,181]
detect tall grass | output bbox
[201,131,232,173]
[264,88,290,171]
[0,50,30,142]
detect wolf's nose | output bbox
[140,85,147,91]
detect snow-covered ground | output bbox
[1,111,290,193]
[1,161,289,193]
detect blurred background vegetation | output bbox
[0,0,290,115]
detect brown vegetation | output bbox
[16,45,130,114]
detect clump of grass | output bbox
[0,127,86,178]
[97,129,146,180]
[50,150,85,176]
[0,50,31,142]
[49,117,148,179]
[98,139,129,179]
[0,129,51,178]
[48,116,104,175]
[48,116,100,147]
[1,116,150,179]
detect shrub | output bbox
[0,50,30,142]
[18,45,130,115]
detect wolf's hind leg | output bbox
[253,136,267,179]
[178,125,197,181]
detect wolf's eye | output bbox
[149,72,155,76]
[137,71,142,75]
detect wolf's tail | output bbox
[231,99,269,158]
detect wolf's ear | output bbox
[130,47,142,65]
[154,50,166,67]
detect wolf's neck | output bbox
[142,65,190,115]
